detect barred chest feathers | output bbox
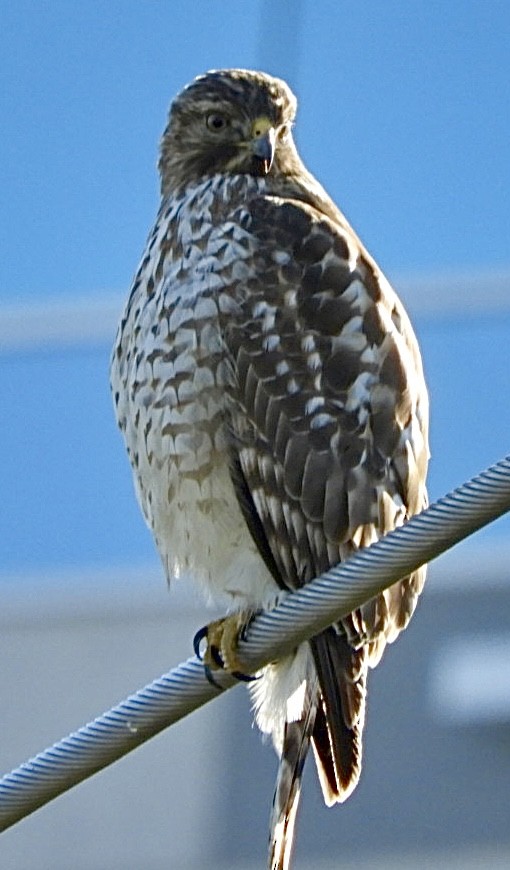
[111,174,280,608]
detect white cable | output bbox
[1,455,510,832]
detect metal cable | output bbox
[238,455,510,670]
[1,454,510,832]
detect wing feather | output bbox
[219,192,429,805]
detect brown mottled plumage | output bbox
[111,69,429,870]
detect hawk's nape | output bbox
[110,68,429,870]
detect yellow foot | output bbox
[193,611,256,680]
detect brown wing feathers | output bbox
[224,195,410,809]
[310,632,367,802]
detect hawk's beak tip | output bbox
[251,129,276,174]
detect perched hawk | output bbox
[111,69,429,869]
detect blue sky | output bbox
[1,1,510,573]
[1,1,509,302]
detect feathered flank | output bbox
[111,68,430,869]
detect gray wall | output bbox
[1,544,510,869]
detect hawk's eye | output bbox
[206,113,228,132]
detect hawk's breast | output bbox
[111,175,280,606]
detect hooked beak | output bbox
[251,126,276,175]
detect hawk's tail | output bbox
[269,698,317,870]
[310,630,367,804]
[267,631,367,868]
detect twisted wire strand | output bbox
[1,455,510,832]
[0,659,236,831]
[238,456,510,670]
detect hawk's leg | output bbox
[193,612,258,682]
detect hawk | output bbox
[111,69,429,869]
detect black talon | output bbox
[210,644,225,669]
[232,670,259,683]
[204,665,224,689]
[239,610,259,642]
[193,625,208,660]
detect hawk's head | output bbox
[159,69,301,195]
